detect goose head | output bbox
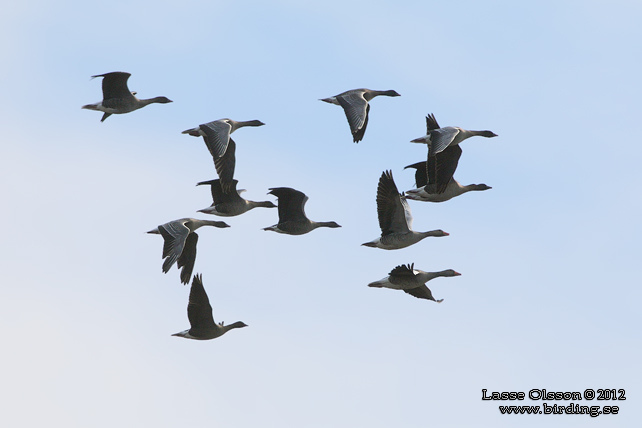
[153,96,173,104]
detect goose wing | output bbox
[268,187,308,223]
[187,274,216,334]
[433,145,462,194]
[429,127,460,157]
[213,138,236,193]
[177,232,198,285]
[425,113,441,131]
[200,120,233,158]
[197,179,241,205]
[93,72,137,110]
[388,263,419,287]
[404,285,442,302]
[158,220,190,273]
[377,171,411,235]
[336,91,369,142]
[404,161,428,188]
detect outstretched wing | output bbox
[187,274,216,332]
[388,263,419,287]
[177,232,198,285]
[425,113,441,132]
[404,285,443,302]
[158,221,190,273]
[433,145,462,194]
[429,127,459,157]
[214,138,236,193]
[92,72,133,100]
[268,187,308,223]
[201,120,232,158]
[376,171,410,235]
[405,161,428,188]
[336,91,369,142]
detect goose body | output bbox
[368,263,461,302]
[82,72,172,122]
[362,171,448,250]
[197,179,276,217]
[263,187,341,235]
[320,88,400,143]
[172,274,247,340]
[147,218,230,284]
[410,113,497,156]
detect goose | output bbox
[182,118,265,159]
[410,113,497,156]
[172,274,247,340]
[368,263,461,302]
[82,72,172,122]
[406,114,492,202]
[362,170,448,250]
[404,161,491,203]
[196,179,276,217]
[147,218,230,284]
[262,187,341,235]
[320,88,400,142]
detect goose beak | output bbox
[453,271,462,276]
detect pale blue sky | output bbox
[1,1,641,427]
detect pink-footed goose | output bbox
[182,118,264,158]
[172,274,247,340]
[362,171,448,250]
[82,72,172,122]
[410,113,497,155]
[263,187,341,235]
[196,179,276,217]
[320,88,400,142]
[368,263,461,302]
[147,218,229,284]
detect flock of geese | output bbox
[83,72,498,341]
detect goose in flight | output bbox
[147,218,230,284]
[172,274,248,340]
[405,161,491,202]
[410,113,497,156]
[320,88,400,142]
[182,118,265,159]
[406,114,493,202]
[82,72,172,122]
[196,179,276,217]
[368,263,461,302]
[362,170,448,250]
[263,187,341,235]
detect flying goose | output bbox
[172,274,247,340]
[196,179,276,217]
[320,88,400,142]
[406,114,492,202]
[182,118,265,159]
[82,72,172,122]
[368,263,461,302]
[262,187,341,235]
[362,171,448,250]
[405,161,491,202]
[410,113,497,156]
[147,218,230,284]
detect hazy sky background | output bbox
[1,1,641,427]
